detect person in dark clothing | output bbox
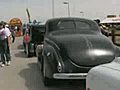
[94,19,110,37]
[5,24,12,65]
[100,25,110,37]
[9,25,15,43]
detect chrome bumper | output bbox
[53,73,87,79]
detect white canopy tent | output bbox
[100,17,120,24]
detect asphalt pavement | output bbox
[0,37,85,90]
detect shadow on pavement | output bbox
[19,63,43,90]
[17,44,24,49]
[15,51,27,58]
[19,63,86,90]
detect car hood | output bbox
[48,34,115,67]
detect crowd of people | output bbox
[94,19,111,37]
[0,22,15,67]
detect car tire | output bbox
[43,76,51,86]
[40,56,43,72]
[23,43,26,53]
[33,45,36,56]
[42,58,51,86]
[37,55,43,72]
[26,44,31,57]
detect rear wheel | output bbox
[23,42,26,53]
[42,58,52,86]
[26,44,31,57]
[32,44,36,56]
[38,55,43,71]
[43,76,51,86]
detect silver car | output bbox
[86,57,120,90]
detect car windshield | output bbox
[32,25,45,32]
[75,21,92,30]
[47,19,99,33]
[40,27,45,32]
[57,20,92,30]
[57,20,75,30]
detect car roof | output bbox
[46,17,94,23]
[27,22,45,27]
[45,17,100,33]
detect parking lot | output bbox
[0,37,85,90]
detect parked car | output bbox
[36,17,120,86]
[86,57,120,90]
[23,23,45,57]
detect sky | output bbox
[0,0,120,23]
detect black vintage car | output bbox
[23,23,45,57]
[36,17,120,86]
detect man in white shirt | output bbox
[0,23,11,67]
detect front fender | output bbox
[36,44,43,58]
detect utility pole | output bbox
[26,8,31,23]
[63,1,70,17]
[52,0,54,18]
[80,11,84,17]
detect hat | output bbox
[5,24,9,27]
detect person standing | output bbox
[9,25,15,43]
[0,23,11,67]
[4,24,12,65]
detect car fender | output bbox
[36,44,43,58]
[43,44,59,78]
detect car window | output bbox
[75,21,91,30]
[57,20,75,30]
[32,26,40,31]
[40,27,45,32]
[32,26,44,32]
